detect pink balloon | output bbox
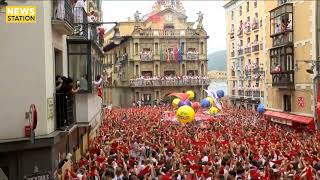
[192,102,201,111]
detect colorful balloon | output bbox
[216,90,225,99]
[178,99,192,107]
[200,99,211,108]
[206,97,214,107]
[186,90,195,100]
[192,102,201,111]
[209,106,219,115]
[257,103,265,113]
[176,105,195,124]
[172,98,180,108]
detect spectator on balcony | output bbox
[275,23,281,34]
[54,0,66,20]
[56,75,64,91]
[79,74,88,91]
[74,0,86,34]
[272,64,282,73]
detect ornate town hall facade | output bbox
[103,0,209,107]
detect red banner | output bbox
[317,80,320,125]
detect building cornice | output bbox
[223,0,238,9]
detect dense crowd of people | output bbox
[63,105,320,179]
[129,75,210,87]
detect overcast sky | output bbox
[102,1,226,54]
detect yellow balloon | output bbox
[206,97,214,107]
[209,106,219,115]
[186,90,195,100]
[176,105,195,124]
[172,98,181,108]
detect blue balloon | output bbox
[257,103,265,113]
[216,90,225,99]
[200,99,211,108]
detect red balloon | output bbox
[192,102,201,111]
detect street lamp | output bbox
[112,24,122,45]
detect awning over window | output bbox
[264,110,313,124]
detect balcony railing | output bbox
[272,31,293,47]
[55,93,76,130]
[245,46,251,54]
[271,71,294,87]
[52,0,74,28]
[245,22,251,34]
[231,70,235,77]
[238,48,243,56]
[232,90,235,95]
[252,20,259,31]
[129,78,210,87]
[73,7,88,39]
[140,51,153,61]
[139,29,198,37]
[186,51,199,60]
[245,90,252,97]
[238,90,244,96]
[253,90,260,97]
[230,31,235,39]
[252,43,259,52]
[237,28,243,37]
[231,51,235,57]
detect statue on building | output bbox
[134,10,141,22]
[175,0,185,14]
[196,11,204,29]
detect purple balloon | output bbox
[178,100,192,107]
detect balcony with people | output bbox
[252,38,259,53]
[140,48,153,61]
[270,3,293,47]
[270,46,294,87]
[252,14,259,31]
[230,24,235,39]
[55,76,77,130]
[129,75,209,87]
[186,48,199,61]
[73,3,105,48]
[237,20,243,37]
[244,17,251,34]
[237,44,243,56]
[52,0,74,35]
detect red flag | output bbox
[168,92,189,101]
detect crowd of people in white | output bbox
[129,75,210,86]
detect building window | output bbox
[231,11,234,20]
[135,65,139,77]
[246,1,250,12]
[68,42,90,92]
[134,43,139,55]
[254,0,257,8]
[200,42,204,54]
[283,95,291,112]
[239,6,242,16]
[232,81,236,87]
[255,81,259,87]
[279,0,289,5]
[155,43,159,55]
[256,58,259,65]
[181,42,185,54]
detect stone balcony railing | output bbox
[139,29,199,37]
[129,78,210,87]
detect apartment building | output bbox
[103,0,210,107]
[0,0,104,179]
[264,0,318,129]
[224,0,266,110]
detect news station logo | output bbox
[6,6,36,23]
